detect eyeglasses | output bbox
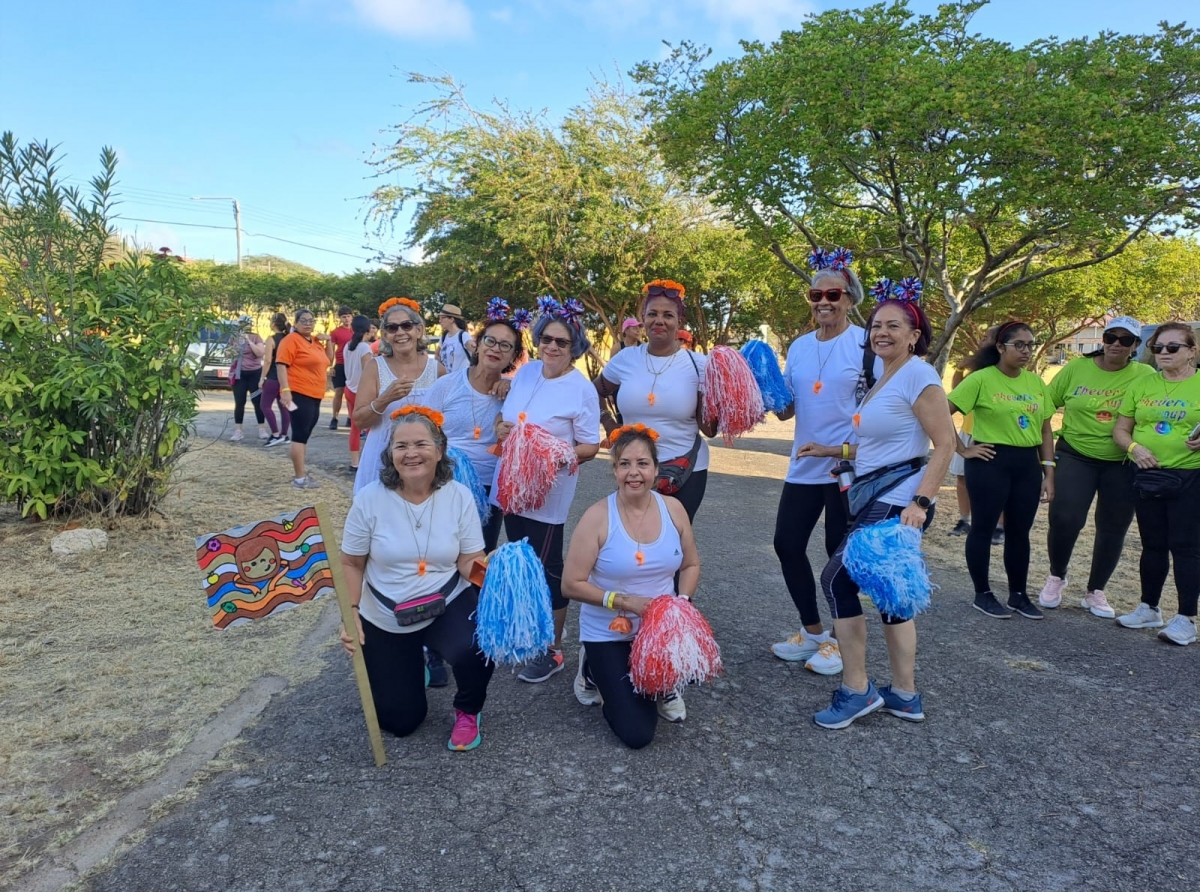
[1150,342,1191,355]
[481,334,515,353]
[808,289,846,303]
[646,285,681,298]
[1102,332,1137,347]
[295,317,315,325]
[1002,341,1038,351]
[384,321,418,333]
[539,334,571,349]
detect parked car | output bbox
[186,321,238,388]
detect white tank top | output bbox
[353,355,440,494]
[580,492,683,643]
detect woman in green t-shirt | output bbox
[948,321,1055,621]
[1112,322,1200,646]
[1037,317,1153,618]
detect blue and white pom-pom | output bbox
[447,446,490,525]
[474,539,555,665]
[739,339,792,413]
[842,517,934,620]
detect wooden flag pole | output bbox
[314,501,387,768]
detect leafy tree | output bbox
[635,1,1200,367]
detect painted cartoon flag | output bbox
[196,506,335,629]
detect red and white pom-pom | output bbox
[496,414,579,515]
[703,345,765,446]
[629,596,722,696]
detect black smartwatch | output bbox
[911,495,934,510]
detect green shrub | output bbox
[0,133,215,519]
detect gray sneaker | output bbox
[1157,614,1196,646]
[292,477,322,490]
[573,647,602,706]
[518,649,564,684]
[1117,603,1164,629]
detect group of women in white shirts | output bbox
[335,266,1200,752]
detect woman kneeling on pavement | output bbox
[798,286,955,729]
[338,407,494,751]
[562,425,701,747]
[1112,322,1200,646]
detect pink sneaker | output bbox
[1080,590,1115,619]
[448,709,481,751]
[1038,575,1066,609]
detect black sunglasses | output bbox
[383,321,418,333]
[1102,332,1137,347]
[539,334,571,349]
[808,289,846,303]
[646,285,681,299]
[1150,342,1190,355]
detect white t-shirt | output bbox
[423,369,504,483]
[342,480,483,635]
[602,345,710,471]
[489,361,601,525]
[784,325,879,485]
[854,357,944,507]
[438,330,473,374]
[343,341,373,394]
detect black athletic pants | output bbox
[582,640,658,749]
[1133,469,1200,616]
[233,367,265,425]
[773,482,849,627]
[503,514,568,611]
[964,445,1042,597]
[668,469,707,523]
[1046,439,1136,592]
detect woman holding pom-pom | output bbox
[594,280,718,523]
[563,425,702,748]
[798,284,956,729]
[493,298,601,684]
[338,407,494,752]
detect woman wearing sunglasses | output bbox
[1037,317,1153,616]
[353,299,446,493]
[949,321,1055,620]
[493,298,601,684]
[769,251,880,676]
[1113,322,1200,646]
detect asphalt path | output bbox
[84,390,1200,892]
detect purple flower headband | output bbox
[485,296,532,331]
[870,277,924,303]
[535,295,585,325]
[808,247,853,272]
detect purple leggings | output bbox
[260,379,290,437]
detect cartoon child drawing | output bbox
[232,536,306,601]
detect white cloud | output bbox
[489,6,513,22]
[571,0,814,42]
[349,0,473,39]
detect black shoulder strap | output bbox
[862,341,877,389]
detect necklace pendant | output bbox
[414,521,422,529]
[417,559,427,577]
[647,393,656,406]
[635,550,645,566]
[473,426,481,439]
[813,381,823,395]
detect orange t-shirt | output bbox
[275,333,329,399]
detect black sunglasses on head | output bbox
[646,285,681,299]
[384,321,418,333]
[1102,332,1137,347]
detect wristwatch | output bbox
[911,495,934,510]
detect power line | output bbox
[114,216,234,231]
[112,215,379,262]
[245,232,377,262]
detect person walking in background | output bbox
[260,312,292,447]
[610,317,644,359]
[328,306,354,430]
[1113,322,1200,646]
[949,321,1055,620]
[342,315,374,475]
[275,309,332,489]
[228,315,268,442]
[438,303,476,373]
[1038,317,1153,616]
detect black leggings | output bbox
[288,393,321,445]
[1133,469,1200,616]
[360,586,494,737]
[1046,439,1136,591]
[503,514,568,611]
[582,640,658,749]
[481,487,504,554]
[667,469,708,523]
[964,445,1042,596]
[233,367,264,425]
[773,482,849,627]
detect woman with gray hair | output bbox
[352,298,446,494]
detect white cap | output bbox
[1104,316,1141,338]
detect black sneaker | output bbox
[973,591,1012,619]
[1007,592,1044,620]
[329,418,339,430]
[425,650,449,687]
[991,527,1005,546]
[949,519,970,537]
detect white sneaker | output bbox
[1157,615,1197,646]
[1080,589,1116,619]
[804,640,844,676]
[657,691,686,723]
[229,429,244,442]
[1038,575,1067,609]
[771,631,822,662]
[1117,603,1164,629]
[573,647,601,707]
[258,428,270,440]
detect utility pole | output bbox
[192,195,243,268]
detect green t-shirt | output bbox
[1118,372,1200,470]
[1048,356,1155,461]
[948,365,1052,448]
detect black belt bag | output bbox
[368,571,461,628]
[655,433,702,496]
[847,457,926,519]
[1133,468,1183,500]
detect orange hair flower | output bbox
[390,405,445,427]
[378,296,423,317]
[611,423,660,443]
[641,279,686,301]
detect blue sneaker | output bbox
[814,682,883,730]
[878,685,925,722]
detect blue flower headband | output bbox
[870,277,923,303]
[485,296,532,331]
[808,247,853,272]
[535,296,584,325]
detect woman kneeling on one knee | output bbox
[339,407,494,752]
[562,425,701,748]
[796,295,955,729]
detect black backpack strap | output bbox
[862,341,877,389]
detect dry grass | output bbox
[0,441,350,888]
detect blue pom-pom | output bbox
[842,517,934,620]
[474,539,555,665]
[447,446,490,525]
[739,339,792,413]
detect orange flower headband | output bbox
[390,405,444,427]
[641,279,686,302]
[611,423,659,443]
[379,296,422,317]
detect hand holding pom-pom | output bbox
[629,596,722,696]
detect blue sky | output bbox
[4,0,1192,274]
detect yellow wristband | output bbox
[604,591,617,610]
[842,442,850,460]
[1127,442,1138,457]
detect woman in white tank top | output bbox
[563,426,701,749]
